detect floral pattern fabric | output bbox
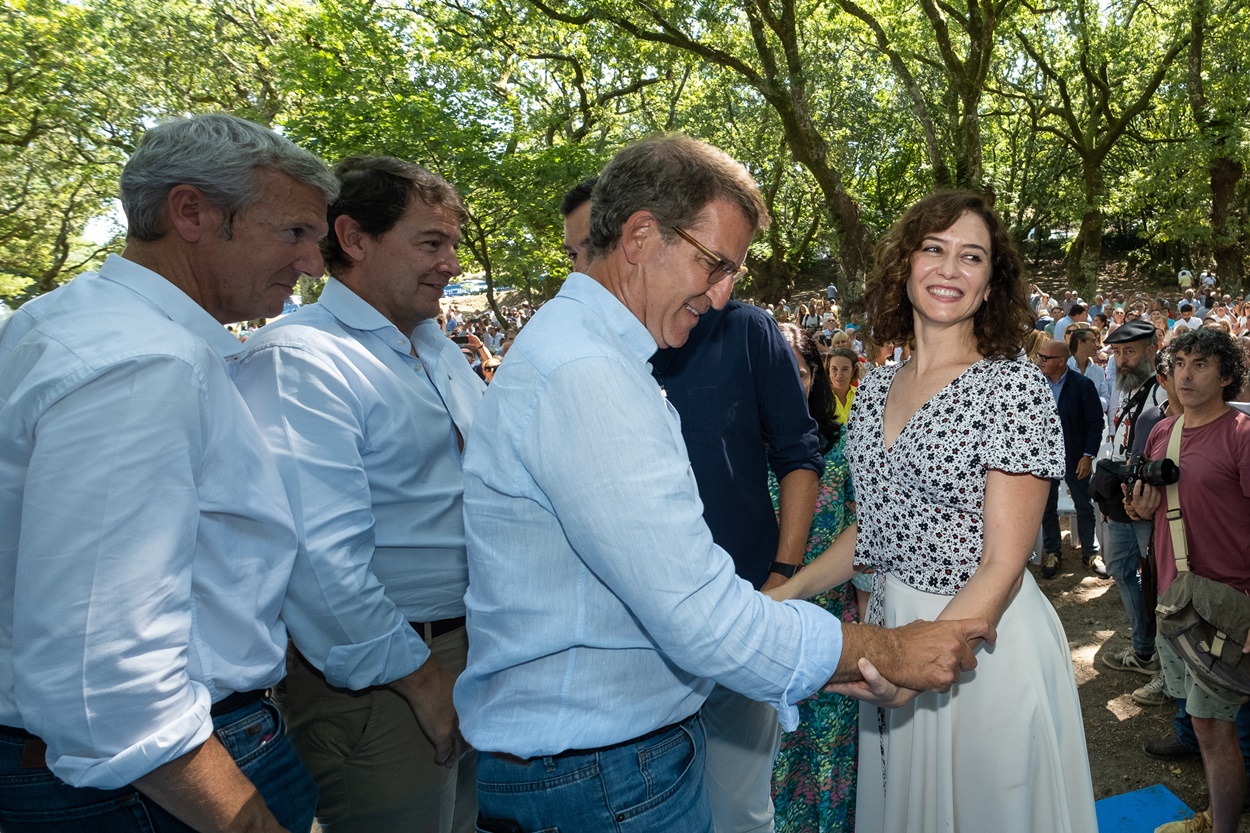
[845,357,1063,625]
[768,439,859,833]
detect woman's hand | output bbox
[825,657,920,708]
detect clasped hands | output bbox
[826,617,995,709]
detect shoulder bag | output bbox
[1154,414,1250,701]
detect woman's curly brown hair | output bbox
[862,190,1033,360]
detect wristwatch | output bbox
[768,560,802,578]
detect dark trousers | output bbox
[1042,472,1098,554]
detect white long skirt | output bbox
[855,572,1099,833]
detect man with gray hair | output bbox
[457,134,990,832]
[0,113,336,833]
[236,156,480,833]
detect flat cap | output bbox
[1105,318,1156,344]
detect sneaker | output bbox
[1083,553,1109,578]
[1103,646,1161,675]
[1154,810,1211,833]
[1040,552,1061,579]
[1143,735,1200,760]
[1133,672,1173,706]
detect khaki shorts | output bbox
[1158,639,1244,721]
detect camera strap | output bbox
[1164,415,1188,573]
[1115,378,1159,456]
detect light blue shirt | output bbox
[1046,370,1067,403]
[0,255,296,787]
[235,278,485,689]
[456,274,844,757]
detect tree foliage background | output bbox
[3,0,1248,307]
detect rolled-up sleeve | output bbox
[14,357,215,788]
[235,343,429,689]
[521,356,843,728]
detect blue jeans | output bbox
[1042,473,1099,554]
[475,714,711,833]
[1175,699,1250,769]
[0,700,317,832]
[1105,519,1154,657]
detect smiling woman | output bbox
[772,191,1099,833]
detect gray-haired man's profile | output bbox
[0,113,336,833]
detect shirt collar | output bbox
[99,254,246,358]
[318,276,418,356]
[562,272,661,363]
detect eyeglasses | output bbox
[1034,353,1061,363]
[673,227,748,285]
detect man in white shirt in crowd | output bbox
[235,156,481,833]
[0,113,337,833]
[1054,302,1088,344]
[456,134,990,833]
[1172,303,1200,333]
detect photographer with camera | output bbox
[1093,319,1167,679]
[1126,327,1250,833]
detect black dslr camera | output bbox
[1110,454,1179,491]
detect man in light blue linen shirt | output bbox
[0,114,337,833]
[458,134,992,833]
[236,156,481,833]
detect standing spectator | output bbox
[235,156,481,833]
[0,113,336,833]
[828,346,859,425]
[1128,328,1250,833]
[1034,339,1106,579]
[1098,319,1166,679]
[1069,325,1112,434]
[1054,302,1087,344]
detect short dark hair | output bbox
[776,323,841,453]
[560,177,597,217]
[1169,327,1245,401]
[587,134,769,260]
[323,155,467,274]
[1068,326,1098,354]
[862,190,1032,360]
[1070,303,1087,316]
[1179,303,1194,312]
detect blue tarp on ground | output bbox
[1096,784,1194,833]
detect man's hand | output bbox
[133,735,294,833]
[1124,479,1161,520]
[836,618,994,693]
[1075,456,1092,480]
[465,334,484,351]
[825,657,920,708]
[388,658,468,768]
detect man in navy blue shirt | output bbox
[652,307,821,833]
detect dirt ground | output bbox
[1038,529,1250,831]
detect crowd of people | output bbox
[1,112,1247,833]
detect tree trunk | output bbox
[1210,152,1244,291]
[1065,166,1103,298]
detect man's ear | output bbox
[619,210,658,267]
[334,214,369,265]
[167,184,219,243]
